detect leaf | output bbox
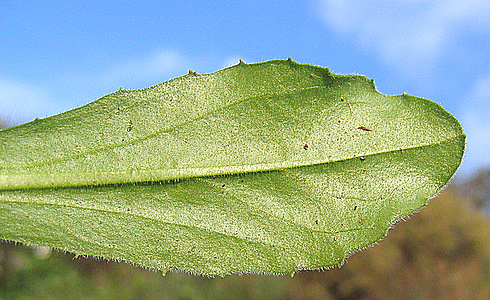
[0,59,465,276]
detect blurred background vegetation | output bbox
[0,121,489,299]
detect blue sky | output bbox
[0,0,489,178]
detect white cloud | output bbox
[100,48,187,87]
[222,56,244,69]
[459,75,490,176]
[221,56,255,69]
[0,48,189,125]
[315,0,490,73]
[0,78,56,124]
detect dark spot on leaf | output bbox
[357,126,372,131]
[360,156,365,161]
[303,144,309,150]
[354,205,357,211]
[315,220,319,225]
[222,184,225,188]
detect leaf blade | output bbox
[0,60,463,190]
[0,59,465,276]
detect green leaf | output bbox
[0,59,464,276]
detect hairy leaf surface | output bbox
[0,59,465,276]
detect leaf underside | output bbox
[0,59,464,276]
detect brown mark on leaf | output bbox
[341,97,353,113]
[357,126,372,131]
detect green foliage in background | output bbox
[0,59,464,276]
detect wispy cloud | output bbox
[221,56,255,69]
[0,48,190,125]
[0,78,58,124]
[99,48,188,88]
[460,75,490,176]
[315,0,490,74]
